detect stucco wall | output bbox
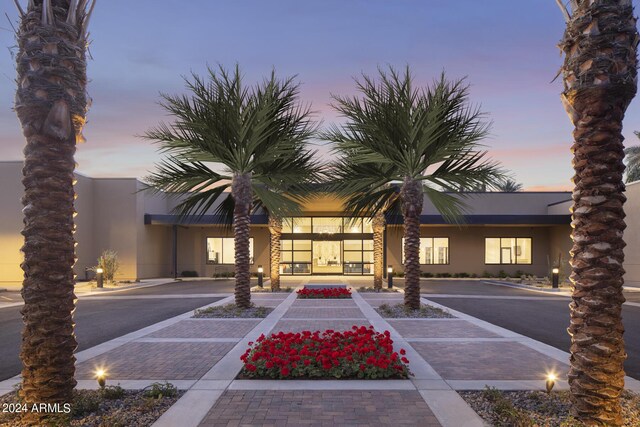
[625,182,640,286]
[0,162,24,282]
[174,225,270,277]
[385,225,564,277]
[74,173,96,280]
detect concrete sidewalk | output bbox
[2,284,639,426]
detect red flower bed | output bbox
[296,287,352,299]
[240,326,411,379]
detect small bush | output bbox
[470,273,478,278]
[144,382,178,399]
[435,272,452,278]
[457,272,470,278]
[101,385,125,400]
[497,270,508,278]
[92,249,120,282]
[482,270,494,278]
[181,270,198,277]
[420,272,434,278]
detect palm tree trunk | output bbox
[401,178,423,309]
[232,173,253,308]
[268,215,282,291]
[15,1,90,419]
[559,1,637,424]
[372,212,385,290]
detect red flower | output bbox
[400,349,406,355]
[246,364,257,372]
[281,367,290,377]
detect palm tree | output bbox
[495,178,523,192]
[268,215,283,290]
[325,67,504,309]
[557,1,637,424]
[624,133,640,183]
[372,211,385,290]
[145,66,321,308]
[13,0,95,421]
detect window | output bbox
[485,238,532,264]
[280,239,312,275]
[402,238,449,265]
[313,217,342,234]
[206,237,254,264]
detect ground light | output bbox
[95,368,107,388]
[257,265,263,288]
[546,372,556,394]
[387,265,393,289]
[551,268,559,289]
[96,268,104,288]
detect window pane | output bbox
[294,252,312,263]
[292,263,311,274]
[516,238,532,264]
[313,217,342,234]
[249,238,254,264]
[362,218,373,233]
[344,263,363,274]
[281,251,293,262]
[362,251,374,263]
[222,238,235,264]
[433,238,449,264]
[343,218,362,233]
[344,252,363,262]
[293,218,312,233]
[282,218,293,233]
[281,240,292,251]
[485,238,501,264]
[343,240,362,251]
[363,240,374,251]
[420,238,432,265]
[500,238,516,264]
[206,238,222,264]
[293,240,312,251]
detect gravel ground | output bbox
[460,388,640,427]
[193,303,273,318]
[376,303,455,318]
[357,287,402,293]
[0,388,182,427]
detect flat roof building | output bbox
[1,160,639,286]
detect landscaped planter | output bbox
[239,326,411,379]
[296,287,352,299]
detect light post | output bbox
[387,265,393,289]
[546,372,556,394]
[552,267,559,289]
[257,265,263,288]
[96,267,104,288]
[95,368,106,388]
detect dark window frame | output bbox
[484,237,533,265]
[206,237,254,265]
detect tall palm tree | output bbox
[268,214,283,291]
[145,66,321,308]
[557,1,637,424]
[13,0,95,421]
[624,133,640,183]
[372,211,385,290]
[495,178,523,192]
[325,67,504,309]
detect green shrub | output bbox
[497,270,508,278]
[181,270,199,277]
[435,272,452,278]
[144,382,178,399]
[482,270,494,278]
[457,272,470,278]
[71,390,101,417]
[101,385,125,400]
[420,272,434,278]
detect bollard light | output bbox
[552,267,559,289]
[387,265,394,289]
[546,372,556,394]
[95,368,107,388]
[257,265,264,288]
[96,268,104,289]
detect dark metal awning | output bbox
[144,214,268,225]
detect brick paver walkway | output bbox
[388,319,501,339]
[273,319,372,334]
[147,319,261,339]
[283,307,366,319]
[198,390,441,427]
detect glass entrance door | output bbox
[312,241,342,274]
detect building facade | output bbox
[1,160,639,285]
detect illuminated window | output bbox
[485,238,532,264]
[206,237,253,264]
[402,238,449,265]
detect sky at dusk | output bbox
[1,0,640,191]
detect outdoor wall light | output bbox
[96,267,104,289]
[257,265,264,288]
[546,372,556,394]
[387,265,394,289]
[551,268,559,289]
[95,368,107,388]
